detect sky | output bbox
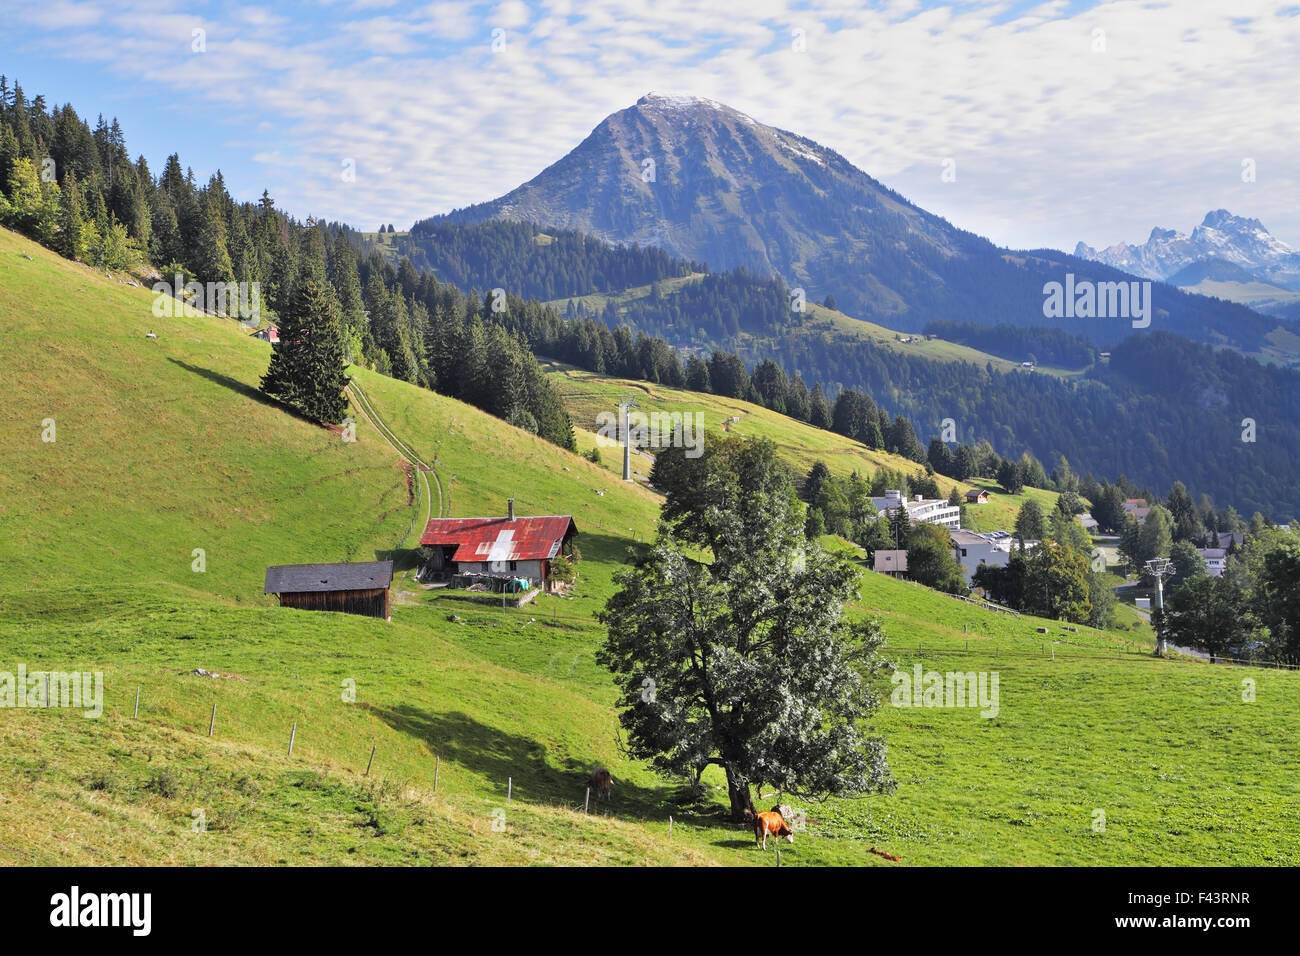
[2,0,1298,252]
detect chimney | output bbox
[507,498,515,521]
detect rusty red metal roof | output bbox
[419,515,577,562]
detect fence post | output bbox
[669,815,673,837]
[208,704,216,736]
[288,721,297,756]
[584,787,590,814]
[507,777,512,804]
[133,685,140,719]
[434,755,440,792]
[776,849,781,867]
[365,746,376,776]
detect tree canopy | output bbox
[599,437,895,821]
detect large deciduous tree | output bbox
[1157,575,1259,662]
[907,521,967,594]
[599,437,895,821]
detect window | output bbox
[509,560,517,571]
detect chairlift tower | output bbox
[617,397,639,482]
[1145,557,1176,656]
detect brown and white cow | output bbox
[748,809,794,849]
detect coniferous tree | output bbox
[260,275,350,423]
[56,168,86,260]
[190,190,235,285]
[806,384,830,430]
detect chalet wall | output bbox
[277,588,389,619]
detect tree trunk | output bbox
[724,766,754,822]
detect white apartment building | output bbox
[949,529,1020,583]
[872,490,962,531]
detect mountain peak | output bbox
[635,92,728,111]
[1077,210,1299,288]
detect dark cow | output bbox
[587,766,613,803]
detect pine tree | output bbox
[56,169,87,260]
[260,276,350,423]
[329,230,367,363]
[190,191,235,285]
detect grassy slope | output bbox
[545,361,1058,534]
[3,226,1297,866]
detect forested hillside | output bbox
[4,74,1298,521]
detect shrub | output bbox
[145,767,182,799]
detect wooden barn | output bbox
[264,560,394,620]
[419,500,578,593]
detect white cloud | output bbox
[3,0,1297,252]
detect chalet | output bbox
[264,560,393,619]
[965,489,989,504]
[249,325,279,343]
[1123,498,1151,524]
[872,549,909,579]
[1213,531,1245,550]
[419,500,578,592]
[1197,548,1228,577]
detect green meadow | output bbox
[3,226,1296,866]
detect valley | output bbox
[4,225,1298,867]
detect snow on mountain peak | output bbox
[1076,210,1299,286]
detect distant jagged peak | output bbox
[1200,208,1265,232]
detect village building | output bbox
[1123,498,1151,524]
[264,560,394,619]
[965,489,989,505]
[872,550,909,579]
[1213,531,1245,550]
[949,529,1025,584]
[419,500,578,592]
[872,489,962,530]
[1197,548,1228,577]
[249,325,279,343]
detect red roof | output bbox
[419,515,577,562]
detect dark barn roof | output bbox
[265,560,394,594]
[419,516,577,562]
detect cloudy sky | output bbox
[3,0,1297,252]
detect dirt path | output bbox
[345,379,443,550]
